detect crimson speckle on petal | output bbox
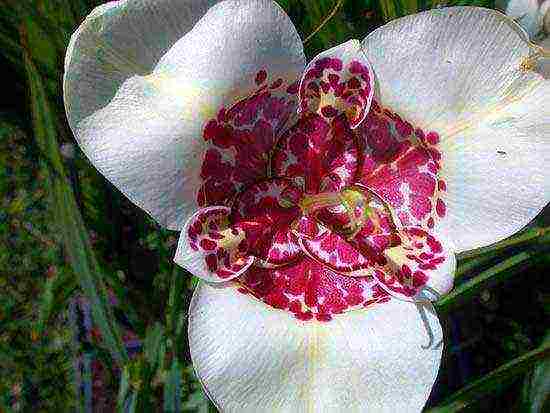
[191,57,451,318]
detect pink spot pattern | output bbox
[239,259,389,322]
[231,179,303,267]
[372,227,447,300]
[186,207,254,280]
[188,60,450,321]
[357,101,447,229]
[299,50,373,129]
[198,72,298,207]
[272,113,359,193]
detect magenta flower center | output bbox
[188,60,451,322]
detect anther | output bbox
[520,43,550,71]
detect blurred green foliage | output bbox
[0,0,548,412]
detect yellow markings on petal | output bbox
[442,76,541,140]
[143,72,220,122]
[384,245,413,287]
[305,325,320,413]
[217,227,246,251]
[299,192,342,214]
[345,105,359,123]
[520,43,550,72]
[317,91,337,114]
[340,188,371,239]
[432,12,548,141]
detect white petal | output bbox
[64,0,305,229]
[497,0,543,37]
[189,282,443,412]
[362,7,550,252]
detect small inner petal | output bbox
[182,206,254,282]
[373,227,455,302]
[298,40,374,129]
[231,178,303,267]
[295,188,398,276]
[272,113,360,193]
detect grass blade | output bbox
[436,251,538,314]
[117,366,131,412]
[164,359,183,413]
[22,32,128,365]
[521,332,550,412]
[427,341,550,412]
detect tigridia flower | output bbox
[64,1,550,411]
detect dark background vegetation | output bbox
[0,0,548,411]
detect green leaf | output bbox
[521,332,550,413]
[436,251,538,314]
[446,0,495,7]
[36,275,56,335]
[23,35,128,365]
[125,391,139,413]
[117,366,132,412]
[427,340,550,412]
[459,227,550,261]
[144,322,164,370]
[167,266,187,355]
[378,0,424,21]
[164,359,183,413]
[82,353,93,412]
[280,0,351,57]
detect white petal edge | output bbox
[189,282,443,412]
[362,7,550,252]
[64,0,305,230]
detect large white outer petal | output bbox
[189,282,443,412]
[362,7,550,253]
[64,0,305,230]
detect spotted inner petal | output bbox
[237,258,390,322]
[231,178,303,267]
[299,39,374,129]
[198,70,299,207]
[272,113,360,193]
[357,102,447,230]
[180,206,255,282]
[373,227,455,302]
